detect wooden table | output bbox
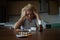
[0,27,60,40]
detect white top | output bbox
[20,18,42,30]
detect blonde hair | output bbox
[21,4,36,18]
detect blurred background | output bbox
[0,0,60,29]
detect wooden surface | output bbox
[0,26,60,40]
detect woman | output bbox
[14,4,42,33]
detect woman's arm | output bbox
[14,16,25,33]
[33,10,42,32]
[14,7,26,33]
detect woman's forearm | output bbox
[14,16,25,33]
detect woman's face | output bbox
[26,10,35,20]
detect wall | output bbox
[0,0,7,22]
[7,1,40,16]
[48,0,58,15]
[40,0,48,12]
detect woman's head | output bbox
[21,4,37,20]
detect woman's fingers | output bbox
[33,10,38,17]
[33,10,40,20]
[21,8,26,17]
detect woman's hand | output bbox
[21,8,26,18]
[14,29,21,34]
[33,10,39,19]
